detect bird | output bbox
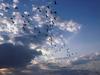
[71,53,74,55]
[37,7,41,12]
[46,6,50,9]
[22,26,26,31]
[10,17,13,20]
[5,7,9,10]
[45,15,48,18]
[21,15,24,17]
[23,23,27,26]
[38,30,41,34]
[27,20,30,23]
[54,17,56,20]
[51,21,54,24]
[54,11,57,14]
[12,21,15,24]
[14,6,18,10]
[45,10,48,13]
[54,1,57,5]
[27,14,30,16]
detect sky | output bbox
[0,0,99,54]
[0,0,100,75]
[55,0,100,54]
[0,0,81,61]
[0,0,100,68]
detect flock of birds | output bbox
[0,0,77,62]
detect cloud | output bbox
[66,20,81,32]
[71,52,100,65]
[0,43,42,68]
[13,0,19,4]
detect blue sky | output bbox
[0,0,100,56]
[55,0,100,54]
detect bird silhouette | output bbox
[54,1,57,5]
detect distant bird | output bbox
[54,17,56,20]
[38,30,41,34]
[54,11,57,14]
[54,45,56,47]
[21,15,24,17]
[37,7,41,12]
[51,21,54,24]
[10,17,13,20]
[39,9,42,12]
[45,10,47,13]
[54,1,57,5]
[45,15,48,18]
[27,20,30,23]
[23,23,27,26]
[5,7,9,10]
[46,6,50,9]
[12,21,14,24]
[34,27,37,30]
[46,28,49,32]
[37,7,40,10]
[50,24,53,28]
[27,14,30,16]
[49,36,53,45]
[22,26,26,31]
[14,6,18,9]
[71,53,74,55]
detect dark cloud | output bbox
[0,43,42,68]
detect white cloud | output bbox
[0,12,3,16]
[33,14,43,23]
[24,11,29,15]
[55,20,81,33]
[66,20,81,32]
[13,0,19,4]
